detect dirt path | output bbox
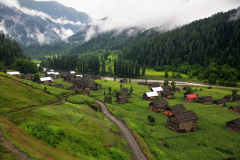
[0,130,31,160]
[95,100,147,160]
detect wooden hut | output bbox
[175,88,180,93]
[161,91,175,99]
[226,118,240,133]
[150,87,163,95]
[162,85,171,92]
[7,71,20,78]
[83,90,90,96]
[228,106,240,114]
[98,84,102,89]
[22,74,33,80]
[213,99,226,107]
[223,95,233,102]
[143,92,158,101]
[148,83,160,88]
[46,74,56,79]
[92,75,101,80]
[197,96,214,105]
[138,82,146,85]
[164,104,186,116]
[120,79,127,83]
[184,94,197,102]
[40,77,53,85]
[117,95,127,104]
[70,86,78,92]
[149,100,169,112]
[167,111,198,133]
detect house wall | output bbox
[219,103,225,107]
[143,94,148,100]
[167,95,173,99]
[176,91,180,93]
[164,110,174,116]
[150,96,157,100]
[179,121,194,132]
[203,100,213,105]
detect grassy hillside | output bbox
[91,80,240,160]
[0,75,57,114]
[0,144,17,160]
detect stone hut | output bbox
[164,104,186,116]
[148,83,160,88]
[184,94,197,102]
[223,95,233,102]
[197,96,214,105]
[150,87,163,95]
[149,100,169,112]
[167,111,198,133]
[117,95,127,104]
[161,91,175,99]
[162,85,171,92]
[120,79,127,83]
[213,99,226,107]
[143,92,158,101]
[228,106,240,114]
[175,88,180,93]
[22,74,33,80]
[226,118,240,133]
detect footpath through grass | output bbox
[92,80,240,160]
[0,143,17,160]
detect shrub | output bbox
[147,115,155,123]
[44,86,47,92]
[200,88,202,91]
[195,89,197,92]
[108,148,130,160]
[208,86,212,89]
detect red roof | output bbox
[186,94,197,99]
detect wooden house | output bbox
[148,83,160,88]
[183,86,188,91]
[46,74,56,79]
[64,75,73,82]
[70,71,75,74]
[164,104,186,116]
[70,86,78,92]
[80,84,95,91]
[228,106,240,114]
[22,74,33,80]
[167,111,198,133]
[161,91,175,99]
[184,94,197,102]
[223,95,233,102]
[150,87,163,95]
[40,77,53,85]
[117,95,127,104]
[226,118,240,133]
[149,100,169,112]
[162,85,171,92]
[175,88,180,93]
[92,75,101,80]
[7,71,20,78]
[98,84,102,89]
[138,82,146,85]
[120,79,127,83]
[197,96,214,105]
[88,81,95,85]
[83,90,90,96]
[74,80,86,87]
[213,99,226,107]
[143,92,158,101]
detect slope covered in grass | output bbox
[0,76,57,114]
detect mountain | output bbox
[0,0,91,44]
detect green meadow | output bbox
[91,79,240,160]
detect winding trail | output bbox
[95,100,147,160]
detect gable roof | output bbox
[224,95,233,99]
[186,94,197,99]
[150,100,169,108]
[76,75,83,77]
[213,99,226,104]
[22,74,33,77]
[40,77,53,81]
[169,111,198,123]
[167,104,186,113]
[227,118,240,127]
[201,96,214,101]
[151,87,163,92]
[229,106,240,112]
[83,90,90,94]
[175,88,180,91]
[162,91,174,96]
[7,71,20,75]
[162,86,171,90]
[118,95,127,99]
[145,92,158,97]
[70,71,75,74]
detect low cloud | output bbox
[0,20,8,34]
[53,27,74,40]
[229,8,240,21]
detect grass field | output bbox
[2,102,132,160]
[0,144,17,160]
[0,76,57,114]
[32,60,41,64]
[53,78,74,88]
[91,80,240,160]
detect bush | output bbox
[195,89,197,92]
[108,148,130,160]
[208,86,212,89]
[147,115,155,123]
[200,88,202,91]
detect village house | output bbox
[223,95,234,102]
[70,78,83,83]
[162,85,171,92]
[148,83,160,88]
[161,91,175,99]
[40,77,53,85]
[226,118,240,133]
[70,86,78,92]
[83,90,90,96]
[117,95,127,104]
[22,74,33,80]
[184,94,197,102]
[92,75,101,80]
[70,71,75,74]
[150,87,163,95]
[149,100,169,112]
[213,99,226,107]
[120,79,127,83]
[164,104,186,116]
[76,75,83,78]
[183,86,188,91]
[74,80,86,87]
[138,82,146,85]
[80,83,95,91]
[143,92,158,101]
[228,106,240,114]
[175,88,180,93]
[49,69,54,72]
[7,71,20,78]
[46,74,56,79]
[197,96,214,105]
[98,84,102,89]
[167,111,199,133]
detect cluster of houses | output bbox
[116,87,130,104]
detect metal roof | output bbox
[186,94,197,99]
[151,87,163,92]
[7,71,20,75]
[146,92,158,97]
[76,75,83,77]
[70,71,75,74]
[40,77,53,81]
